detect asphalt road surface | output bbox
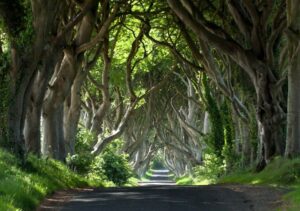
[138,169,176,186]
[38,169,285,211]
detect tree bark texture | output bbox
[285,0,300,157]
[42,1,100,159]
[64,70,86,155]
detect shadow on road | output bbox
[37,169,286,211]
[39,185,285,211]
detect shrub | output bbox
[193,151,225,183]
[88,155,107,182]
[87,146,132,186]
[66,127,94,174]
[66,153,93,174]
[101,150,133,186]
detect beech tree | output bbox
[167,0,287,169]
[285,0,300,157]
[0,0,68,158]
[1,0,300,177]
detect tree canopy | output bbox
[0,0,299,176]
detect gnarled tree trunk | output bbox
[167,0,286,168]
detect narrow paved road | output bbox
[38,169,286,211]
[139,169,176,186]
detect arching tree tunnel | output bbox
[0,0,300,185]
[122,72,205,178]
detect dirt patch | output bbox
[221,184,290,211]
[36,188,94,211]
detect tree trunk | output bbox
[1,0,65,158]
[203,111,210,134]
[240,121,251,166]
[42,0,100,159]
[285,0,300,157]
[24,101,41,155]
[256,75,284,164]
[42,48,76,159]
[8,49,39,160]
[64,70,86,155]
[57,105,66,160]
[8,86,26,157]
[167,0,286,168]
[42,108,60,158]
[24,49,62,155]
[42,103,65,160]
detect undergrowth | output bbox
[175,157,300,210]
[0,149,105,211]
[218,157,300,210]
[176,176,194,185]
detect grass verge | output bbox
[176,176,194,185]
[218,157,300,210]
[0,149,105,211]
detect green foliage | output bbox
[144,171,152,179]
[221,101,234,147]
[176,176,194,185]
[219,157,300,185]
[202,75,224,157]
[66,128,94,174]
[0,52,9,148]
[75,126,94,152]
[150,156,165,169]
[87,145,133,187]
[218,157,300,210]
[0,149,93,211]
[67,129,133,186]
[88,155,108,183]
[193,151,225,184]
[0,0,33,49]
[101,149,133,186]
[221,143,239,172]
[175,150,227,185]
[249,115,259,156]
[221,101,238,171]
[0,0,26,39]
[66,153,93,174]
[15,4,33,50]
[125,177,139,187]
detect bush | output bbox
[176,176,194,185]
[88,150,133,186]
[88,155,107,183]
[66,153,93,174]
[66,128,94,174]
[101,149,133,186]
[193,152,225,184]
[222,143,239,172]
[67,131,133,186]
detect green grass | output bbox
[194,177,215,185]
[0,149,105,211]
[219,157,300,185]
[218,157,300,210]
[176,175,213,185]
[144,171,153,179]
[124,177,139,187]
[174,157,300,209]
[176,176,194,185]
